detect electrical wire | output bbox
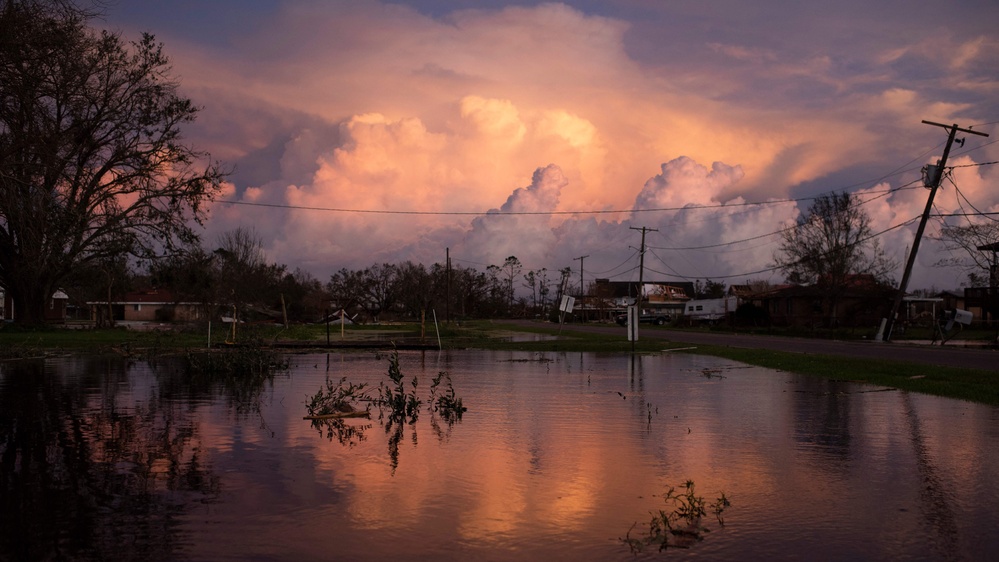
[587,250,641,276]
[948,160,999,169]
[213,162,932,219]
[638,216,921,281]
[947,175,999,224]
[645,178,922,253]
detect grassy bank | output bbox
[3,320,996,407]
[441,321,999,407]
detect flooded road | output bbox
[2,350,997,560]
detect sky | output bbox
[99,0,999,291]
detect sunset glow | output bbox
[103,0,999,289]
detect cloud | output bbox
[458,164,566,266]
[104,0,999,290]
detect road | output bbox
[502,320,999,372]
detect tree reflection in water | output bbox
[310,417,372,447]
[0,355,278,561]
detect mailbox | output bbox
[953,309,973,326]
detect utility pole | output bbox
[445,247,451,324]
[627,226,657,350]
[882,121,989,341]
[573,255,589,297]
[630,226,658,306]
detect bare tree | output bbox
[500,256,522,312]
[213,228,271,320]
[522,270,538,313]
[358,263,397,323]
[0,0,225,325]
[773,192,896,326]
[327,268,366,319]
[933,221,999,287]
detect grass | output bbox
[0,321,416,356]
[3,319,997,406]
[681,344,999,406]
[443,320,999,406]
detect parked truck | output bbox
[683,296,738,324]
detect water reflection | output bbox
[1,350,998,561]
[0,357,222,561]
[903,392,960,561]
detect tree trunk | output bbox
[9,278,53,327]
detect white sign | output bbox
[559,295,575,313]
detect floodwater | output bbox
[2,350,998,561]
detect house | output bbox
[1,288,69,323]
[964,287,998,326]
[580,279,695,321]
[761,276,895,328]
[88,288,204,323]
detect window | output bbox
[134,304,141,311]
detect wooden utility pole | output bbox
[445,247,451,324]
[627,227,657,350]
[882,121,989,341]
[573,255,589,297]
[630,226,658,306]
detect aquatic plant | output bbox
[429,370,467,424]
[306,376,372,418]
[306,350,467,471]
[304,376,373,446]
[184,348,289,415]
[622,480,730,553]
[185,347,289,377]
[375,351,423,422]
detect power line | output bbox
[948,160,999,169]
[645,216,920,281]
[214,195,809,217]
[645,178,922,253]
[932,211,999,218]
[586,250,640,275]
[213,174,926,218]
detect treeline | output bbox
[62,229,576,325]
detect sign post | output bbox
[558,295,575,335]
[627,304,639,343]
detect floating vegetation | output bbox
[0,339,43,360]
[305,376,373,447]
[700,368,726,379]
[622,480,730,553]
[305,376,372,419]
[306,350,467,471]
[185,347,289,377]
[184,348,289,415]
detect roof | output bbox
[592,279,695,299]
[86,288,200,305]
[121,289,178,303]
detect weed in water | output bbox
[375,350,423,422]
[185,347,289,378]
[184,347,289,414]
[305,350,467,471]
[306,376,372,418]
[305,376,374,446]
[429,370,467,424]
[622,480,730,553]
